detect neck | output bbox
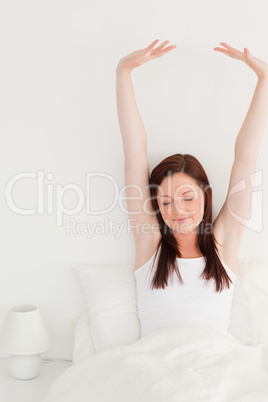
[173,229,199,253]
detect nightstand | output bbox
[0,357,72,402]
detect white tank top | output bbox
[134,248,237,337]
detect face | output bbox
[156,173,205,234]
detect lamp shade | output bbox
[0,305,51,355]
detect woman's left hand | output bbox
[214,42,268,79]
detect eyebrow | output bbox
[160,190,194,198]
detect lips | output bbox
[174,217,189,222]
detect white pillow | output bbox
[72,262,141,352]
[72,310,96,365]
[72,257,268,353]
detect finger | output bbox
[214,48,231,56]
[219,42,243,55]
[146,39,160,51]
[149,41,172,55]
[152,45,177,57]
[153,40,170,51]
[220,42,238,51]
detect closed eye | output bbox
[163,198,193,205]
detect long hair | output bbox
[148,153,234,293]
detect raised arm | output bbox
[213,43,268,246]
[116,40,176,157]
[214,43,268,163]
[116,40,176,245]
[116,67,147,156]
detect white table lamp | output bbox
[0,304,51,380]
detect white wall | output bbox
[1,0,268,360]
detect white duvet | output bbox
[43,323,268,402]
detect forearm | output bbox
[235,76,268,162]
[116,67,147,157]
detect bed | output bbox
[43,257,268,402]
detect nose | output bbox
[172,198,196,216]
[173,198,188,214]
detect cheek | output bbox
[197,198,205,215]
[160,206,173,220]
[160,207,169,218]
[194,199,202,212]
[190,199,204,216]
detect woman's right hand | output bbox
[116,39,176,73]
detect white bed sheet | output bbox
[72,311,95,365]
[43,322,268,402]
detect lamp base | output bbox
[8,354,42,380]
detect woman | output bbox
[116,40,268,337]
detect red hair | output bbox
[148,153,233,293]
